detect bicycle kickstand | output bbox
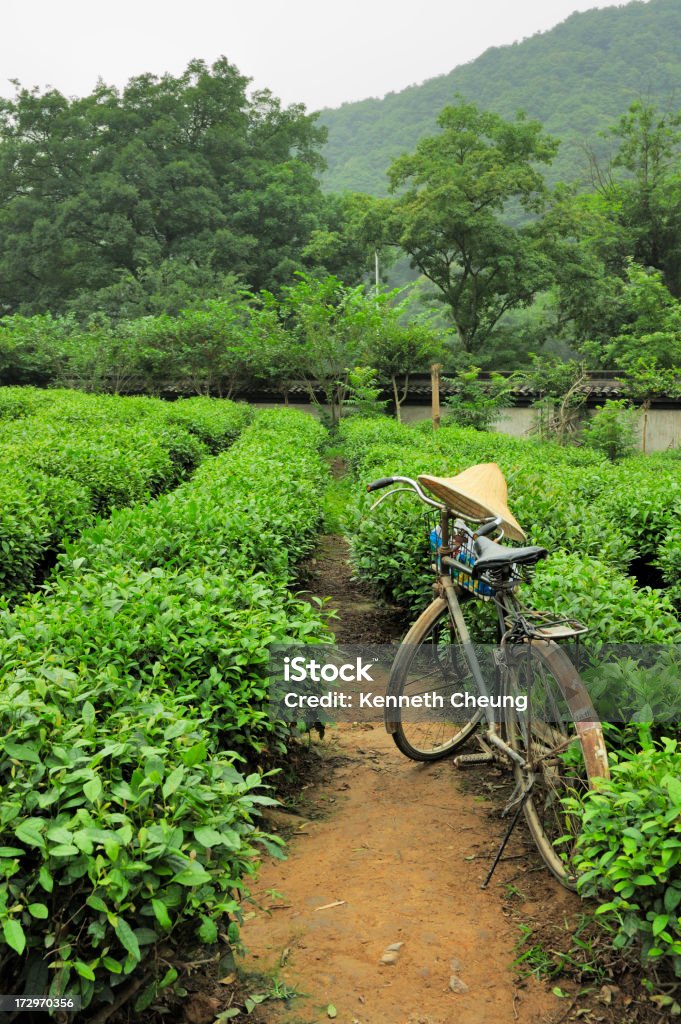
[480,783,534,891]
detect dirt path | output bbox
[239,536,578,1024]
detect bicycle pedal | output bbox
[453,753,494,768]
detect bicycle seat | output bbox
[471,535,547,579]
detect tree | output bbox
[581,262,681,369]
[609,102,681,292]
[344,367,388,418]
[588,101,681,297]
[0,59,328,314]
[536,186,631,350]
[442,367,514,431]
[365,299,445,422]
[278,274,377,426]
[387,100,558,354]
[582,399,639,461]
[303,193,396,287]
[534,102,681,356]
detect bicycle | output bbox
[366,473,610,889]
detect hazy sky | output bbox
[2,0,629,111]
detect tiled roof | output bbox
[245,371,679,402]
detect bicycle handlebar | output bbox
[367,475,443,509]
[367,474,504,537]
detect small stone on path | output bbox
[380,940,404,964]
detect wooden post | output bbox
[431,363,442,430]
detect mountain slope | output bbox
[318,0,681,195]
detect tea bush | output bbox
[0,408,330,1013]
[529,551,679,643]
[0,678,277,1011]
[572,736,681,975]
[0,389,252,599]
[593,457,681,561]
[658,526,681,608]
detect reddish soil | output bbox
[242,722,572,1024]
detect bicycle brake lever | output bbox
[369,486,415,511]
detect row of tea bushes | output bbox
[0,409,331,1014]
[0,388,252,599]
[339,418,679,641]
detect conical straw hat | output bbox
[418,463,525,541]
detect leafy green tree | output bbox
[0,314,73,386]
[278,274,377,426]
[387,100,558,353]
[537,187,631,349]
[535,103,681,355]
[366,301,445,422]
[605,101,681,295]
[303,193,396,286]
[134,290,259,397]
[581,399,639,461]
[65,262,241,321]
[442,367,514,431]
[0,60,328,314]
[345,367,388,418]
[581,263,681,369]
[245,291,301,401]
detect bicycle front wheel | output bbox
[504,639,609,888]
[386,596,483,761]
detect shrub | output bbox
[529,552,680,644]
[593,461,681,560]
[573,735,681,976]
[442,367,513,431]
[0,677,278,1009]
[582,399,639,461]
[657,526,681,608]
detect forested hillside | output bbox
[319,0,681,194]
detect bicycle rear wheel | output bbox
[504,639,609,888]
[386,596,483,761]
